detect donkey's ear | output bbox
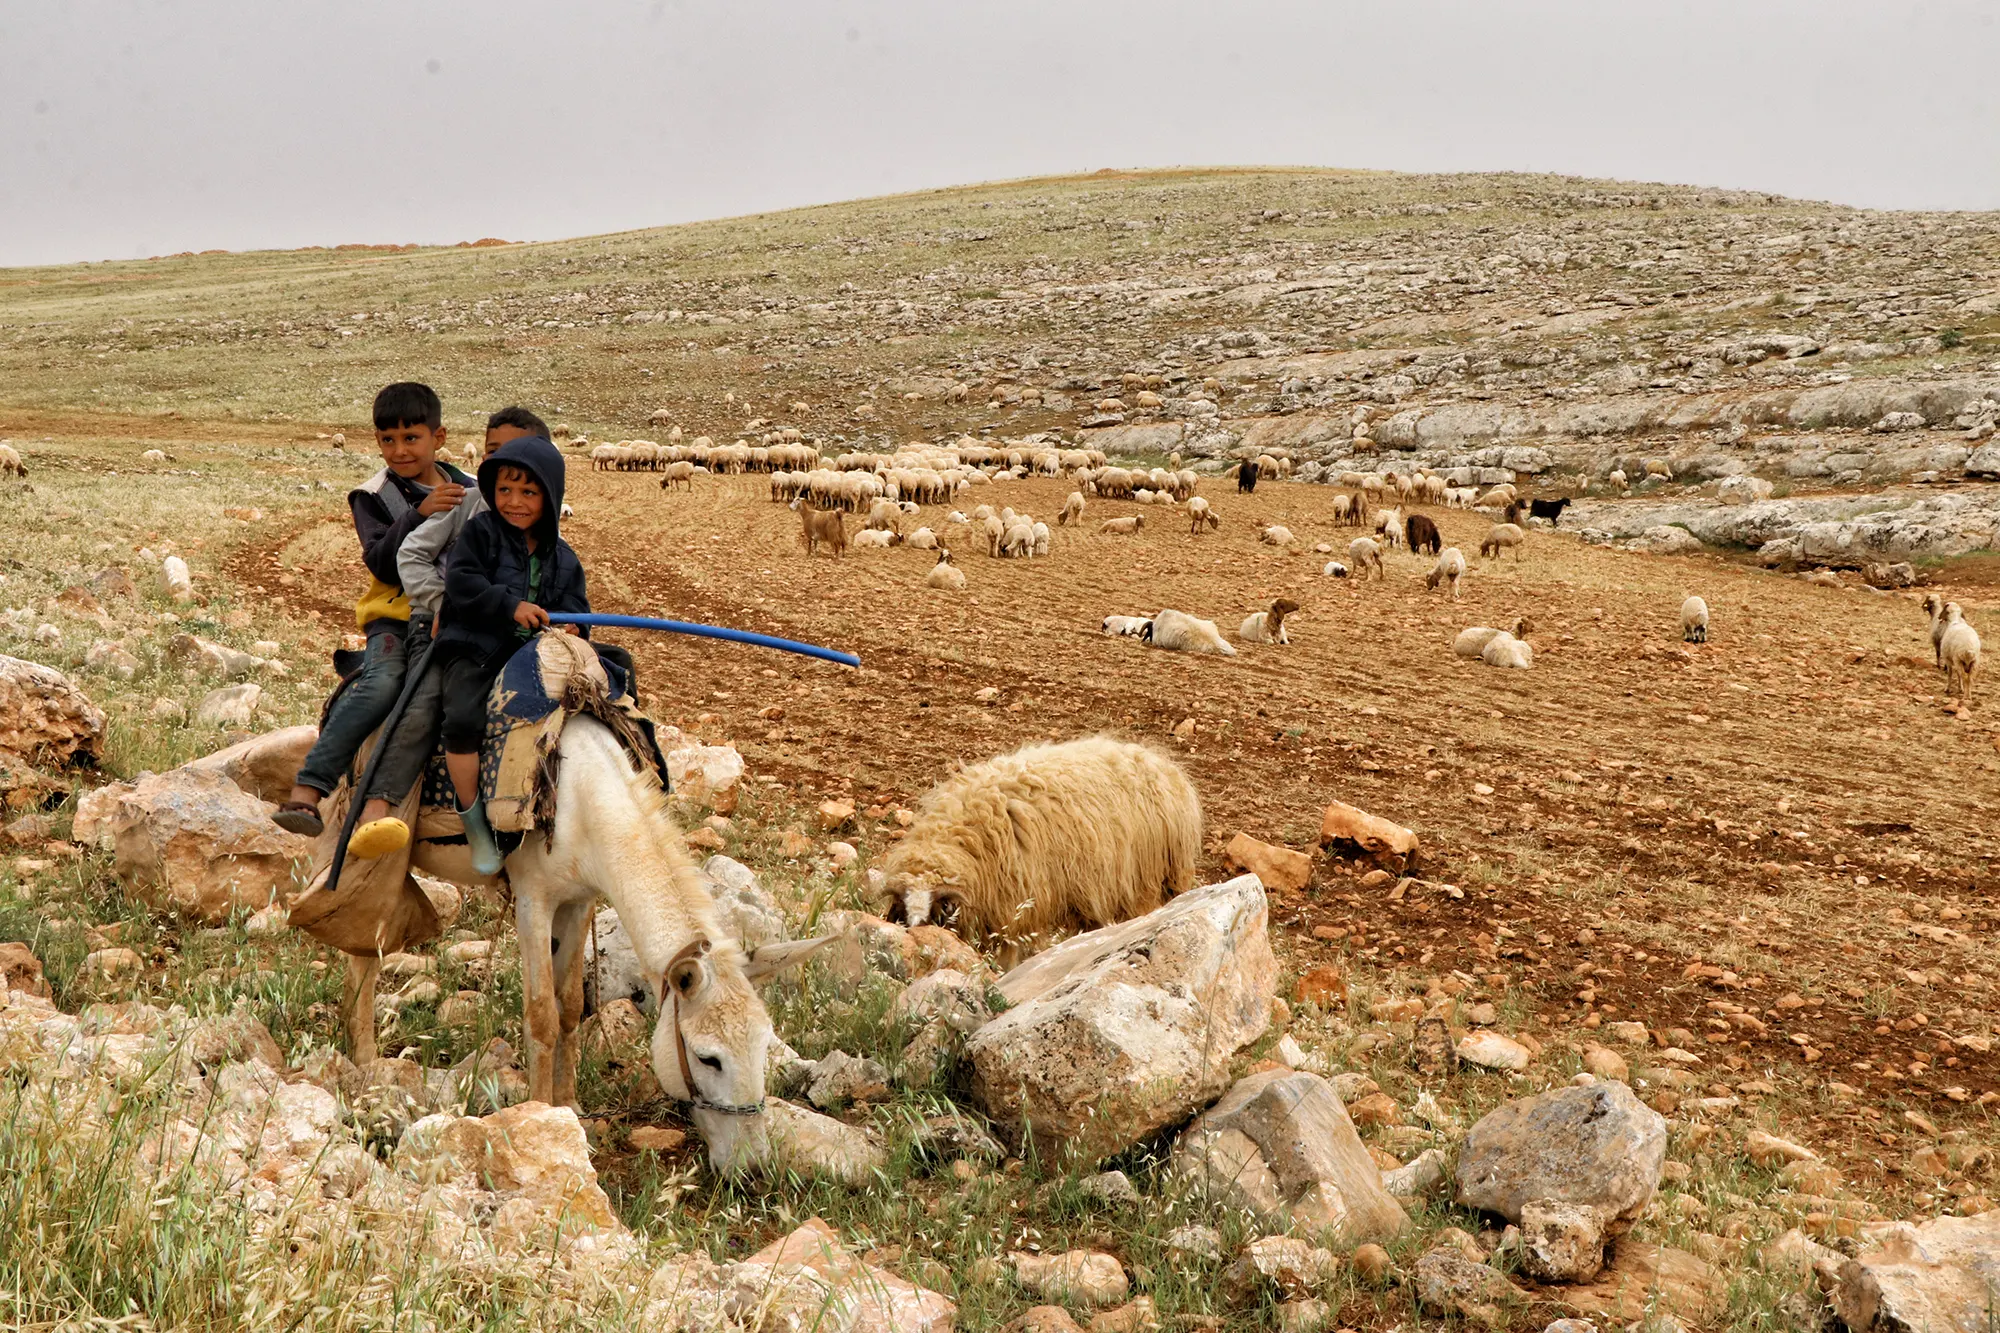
[742,936,834,983]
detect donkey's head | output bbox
[650,934,829,1173]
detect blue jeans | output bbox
[293,617,408,796]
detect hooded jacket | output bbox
[436,435,589,658]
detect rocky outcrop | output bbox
[968,875,1276,1163]
[1566,489,2000,565]
[0,655,105,804]
[1835,1211,2000,1333]
[1172,1068,1406,1244]
[102,764,313,922]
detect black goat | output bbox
[1528,497,1571,522]
[1236,459,1259,494]
[1405,513,1441,556]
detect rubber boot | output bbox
[459,799,504,876]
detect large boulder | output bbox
[394,1100,618,1235]
[104,765,313,922]
[1456,1081,1666,1225]
[1172,1068,1407,1244]
[1835,1211,2000,1333]
[0,655,105,805]
[968,875,1276,1163]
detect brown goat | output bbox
[791,497,847,556]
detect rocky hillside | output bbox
[5,168,2000,566]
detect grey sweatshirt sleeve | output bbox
[397,490,487,617]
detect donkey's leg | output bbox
[342,953,381,1066]
[550,899,593,1111]
[515,894,561,1105]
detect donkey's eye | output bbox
[697,1055,723,1072]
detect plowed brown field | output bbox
[235,464,2000,1180]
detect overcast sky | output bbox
[5,0,1998,268]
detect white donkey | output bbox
[339,712,800,1170]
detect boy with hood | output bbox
[433,434,589,873]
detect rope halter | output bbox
[662,936,766,1117]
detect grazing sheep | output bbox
[1940,603,1981,705]
[0,443,23,477]
[658,460,696,492]
[1373,507,1403,549]
[1101,614,1151,637]
[790,497,847,557]
[1236,459,1259,494]
[1347,537,1384,580]
[879,736,1202,963]
[141,449,170,465]
[1031,521,1050,557]
[1406,514,1442,556]
[1681,596,1710,644]
[999,522,1035,558]
[1100,516,1143,535]
[925,550,966,589]
[1058,491,1086,526]
[1259,525,1295,546]
[1239,598,1299,645]
[1330,494,1353,526]
[1187,496,1220,534]
[1480,522,1525,561]
[1322,561,1349,578]
[852,528,898,549]
[1426,547,1468,598]
[1144,609,1236,656]
[1454,617,1533,659]
[1644,458,1673,482]
[1607,469,1628,490]
[982,515,1006,555]
[1924,592,1948,668]
[1481,632,1534,669]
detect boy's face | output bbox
[376,421,447,478]
[485,424,534,451]
[493,468,545,531]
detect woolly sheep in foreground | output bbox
[1923,592,1948,668]
[1239,598,1299,645]
[1144,609,1236,656]
[1031,522,1050,558]
[1347,537,1383,580]
[1058,491,1086,526]
[879,735,1202,964]
[1454,617,1533,659]
[1101,614,1151,637]
[1481,632,1534,669]
[0,443,23,477]
[1187,496,1219,534]
[1682,595,1710,644]
[1426,547,1468,598]
[1940,603,1981,705]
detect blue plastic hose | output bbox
[547,613,860,668]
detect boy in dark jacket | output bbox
[274,382,470,837]
[433,434,589,873]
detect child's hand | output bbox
[418,483,467,517]
[513,601,550,630]
[559,624,580,637]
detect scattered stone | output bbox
[817,798,856,831]
[1275,1299,1331,1333]
[629,1125,687,1153]
[0,655,105,796]
[1079,1169,1141,1206]
[1457,1030,1532,1072]
[664,742,743,813]
[969,875,1276,1163]
[83,639,140,680]
[1223,832,1313,892]
[1317,799,1419,868]
[1227,1236,1339,1298]
[806,1048,891,1109]
[1834,1211,2000,1333]
[1087,1296,1159,1333]
[763,1097,888,1185]
[1743,1129,1818,1167]
[194,683,262,728]
[1561,1243,1724,1324]
[1457,1080,1667,1224]
[1165,1225,1224,1261]
[1353,1242,1393,1284]
[1013,1250,1129,1307]
[1382,1147,1448,1199]
[908,1112,1006,1168]
[738,1218,956,1333]
[84,946,142,979]
[1414,1249,1527,1326]
[1294,964,1346,1007]
[1583,1045,1630,1082]
[166,633,264,680]
[1172,1067,1407,1244]
[1520,1197,1609,1283]
[0,941,50,997]
[1005,1309,1083,1333]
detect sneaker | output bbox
[272,801,324,838]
